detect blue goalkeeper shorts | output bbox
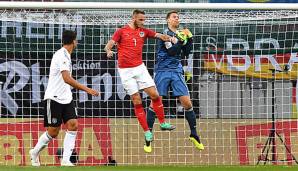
[154,71,189,97]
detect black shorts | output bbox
[44,99,77,127]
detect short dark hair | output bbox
[62,30,77,45]
[166,10,178,19]
[133,9,145,16]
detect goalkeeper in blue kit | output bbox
[145,10,204,152]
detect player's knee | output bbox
[67,119,78,131]
[149,91,160,100]
[150,94,159,101]
[144,86,160,100]
[68,124,78,131]
[181,101,193,110]
[132,100,142,106]
[131,93,142,105]
[47,127,60,138]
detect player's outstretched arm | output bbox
[155,33,172,42]
[61,70,100,96]
[104,40,116,58]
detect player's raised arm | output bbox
[155,33,172,42]
[104,39,116,58]
[145,28,171,42]
[143,27,171,42]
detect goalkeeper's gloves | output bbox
[182,28,193,39]
[176,29,193,45]
[176,30,187,45]
[184,71,193,82]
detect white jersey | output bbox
[44,47,73,104]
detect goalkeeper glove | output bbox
[182,28,193,39]
[176,30,188,45]
[176,29,193,45]
[184,71,192,82]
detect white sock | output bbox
[32,131,52,154]
[62,131,77,162]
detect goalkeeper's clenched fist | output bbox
[175,28,193,45]
[176,28,193,39]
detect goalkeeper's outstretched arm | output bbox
[104,39,116,58]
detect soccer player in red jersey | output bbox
[105,9,175,153]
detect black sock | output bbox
[185,108,197,136]
[147,107,156,132]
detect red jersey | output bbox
[112,25,156,68]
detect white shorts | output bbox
[118,63,155,95]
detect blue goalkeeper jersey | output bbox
[155,28,192,73]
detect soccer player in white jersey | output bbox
[29,30,99,166]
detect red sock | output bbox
[152,97,165,124]
[134,104,149,131]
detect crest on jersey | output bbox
[139,32,144,37]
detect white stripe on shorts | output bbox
[47,99,52,124]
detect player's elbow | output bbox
[61,71,72,85]
[63,78,74,87]
[63,78,71,85]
